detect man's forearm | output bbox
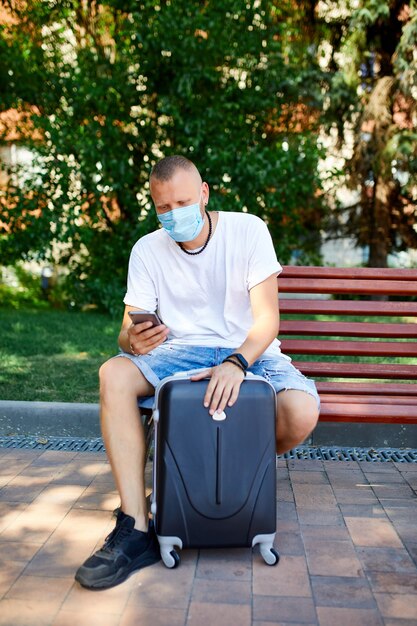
[234,313,279,366]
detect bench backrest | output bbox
[278,266,417,423]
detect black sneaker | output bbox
[75,511,161,589]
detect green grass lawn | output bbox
[0,308,120,403]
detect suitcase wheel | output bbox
[161,549,181,569]
[260,546,280,566]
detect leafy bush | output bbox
[1,1,325,314]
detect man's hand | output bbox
[128,321,169,355]
[191,361,245,416]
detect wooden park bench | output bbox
[278,265,417,426]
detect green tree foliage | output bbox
[320,0,417,267]
[0,0,324,313]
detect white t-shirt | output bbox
[124,211,284,357]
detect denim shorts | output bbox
[115,343,320,409]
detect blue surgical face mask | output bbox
[157,194,204,242]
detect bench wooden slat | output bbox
[282,265,417,280]
[319,402,417,424]
[293,361,417,380]
[278,277,417,296]
[279,299,417,316]
[319,394,417,406]
[281,339,417,357]
[316,381,417,396]
[280,320,417,338]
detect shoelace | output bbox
[102,521,133,554]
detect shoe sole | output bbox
[75,549,161,590]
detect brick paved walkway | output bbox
[0,448,416,625]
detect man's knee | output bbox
[276,389,319,449]
[99,357,153,399]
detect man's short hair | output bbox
[150,155,199,182]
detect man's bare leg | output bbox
[99,356,154,532]
[75,356,160,589]
[276,390,319,454]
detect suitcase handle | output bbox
[173,367,210,378]
[173,368,256,379]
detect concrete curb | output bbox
[1,401,416,448]
[0,400,100,438]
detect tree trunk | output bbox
[367,176,391,268]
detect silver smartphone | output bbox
[128,310,162,327]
